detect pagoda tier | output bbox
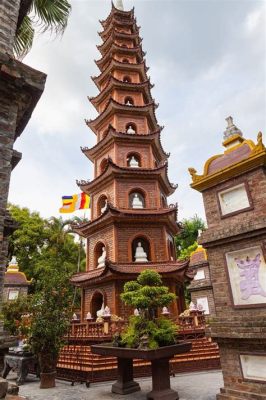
[72,1,189,321]
[89,76,154,111]
[77,159,176,196]
[71,260,192,287]
[96,31,141,61]
[92,59,148,90]
[86,99,159,135]
[72,203,180,237]
[81,126,169,163]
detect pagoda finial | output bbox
[223,116,243,140]
[116,0,124,11]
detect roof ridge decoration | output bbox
[115,0,124,11]
[189,130,266,191]
[223,116,242,140]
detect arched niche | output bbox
[129,189,145,209]
[94,241,106,268]
[124,96,134,106]
[127,152,141,168]
[122,58,129,63]
[168,239,176,261]
[99,158,108,174]
[90,291,104,319]
[97,194,108,216]
[131,236,151,262]
[123,75,132,83]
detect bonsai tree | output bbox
[120,269,178,349]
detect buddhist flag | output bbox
[59,193,90,214]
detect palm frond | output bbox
[13,15,34,59]
[32,0,71,34]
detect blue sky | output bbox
[9,0,266,222]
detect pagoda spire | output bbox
[115,0,124,11]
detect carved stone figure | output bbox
[132,194,143,209]
[135,242,148,262]
[126,125,136,134]
[104,306,111,316]
[129,156,139,168]
[101,199,108,214]
[235,253,266,300]
[134,308,140,316]
[162,306,170,315]
[97,303,105,318]
[97,246,106,268]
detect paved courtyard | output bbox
[7,370,223,400]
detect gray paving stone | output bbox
[6,370,223,400]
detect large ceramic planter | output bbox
[40,371,56,388]
[91,342,191,400]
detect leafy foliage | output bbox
[175,215,206,257]
[2,296,32,336]
[8,204,85,293]
[120,270,178,349]
[121,269,176,318]
[14,0,71,58]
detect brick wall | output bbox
[0,0,20,54]
[116,225,167,263]
[116,180,159,209]
[116,114,148,133]
[116,143,152,168]
[113,70,140,84]
[202,169,266,231]
[87,225,115,269]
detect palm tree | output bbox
[14,0,71,58]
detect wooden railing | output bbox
[68,320,126,341]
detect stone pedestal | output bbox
[112,358,140,394]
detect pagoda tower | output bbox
[71,1,192,320]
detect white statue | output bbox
[9,256,18,266]
[101,199,108,214]
[132,194,144,209]
[135,242,148,262]
[104,306,111,317]
[129,156,139,168]
[97,303,105,318]
[134,308,140,316]
[72,313,78,320]
[86,312,92,320]
[97,246,106,268]
[126,125,136,134]
[126,100,133,106]
[162,306,170,315]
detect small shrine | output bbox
[188,245,215,316]
[3,257,31,301]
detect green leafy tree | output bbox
[8,205,85,293]
[120,270,178,349]
[14,0,71,58]
[175,215,206,257]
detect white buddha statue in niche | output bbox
[132,194,143,209]
[101,199,108,214]
[135,242,148,262]
[126,100,133,106]
[129,156,139,168]
[97,303,104,317]
[97,246,106,268]
[126,125,136,134]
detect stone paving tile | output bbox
[7,370,223,400]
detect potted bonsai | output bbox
[29,271,72,388]
[91,270,191,399]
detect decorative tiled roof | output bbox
[189,245,208,266]
[189,129,266,192]
[4,257,31,286]
[77,158,177,196]
[70,259,191,287]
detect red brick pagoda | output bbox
[71,1,192,321]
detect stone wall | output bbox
[0,0,20,55]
